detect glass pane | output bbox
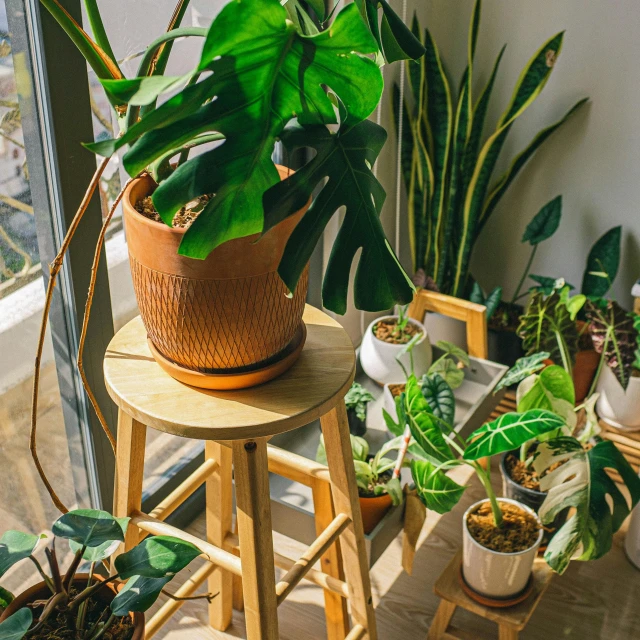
[0,4,90,593]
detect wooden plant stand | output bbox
[427,552,553,640]
[104,305,376,640]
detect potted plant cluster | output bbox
[0,509,203,639]
[344,382,375,437]
[393,0,587,345]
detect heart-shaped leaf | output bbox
[420,374,455,426]
[0,532,44,578]
[114,536,201,580]
[522,195,562,245]
[411,460,465,514]
[427,357,464,390]
[581,226,621,298]
[52,510,125,548]
[111,575,171,616]
[494,351,550,392]
[0,608,32,640]
[68,517,129,562]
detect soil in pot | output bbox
[467,501,540,553]
[358,463,393,534]
[135,193,207,228]
[373,319,422,345]
[388,383,405,398]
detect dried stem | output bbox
[160,588,219,603]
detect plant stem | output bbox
[69,574,119,611]
[511,245,538,304]
[88,613,116,640]
[29,555,55,594]
[473,462,503,528]
[62,546,86,592]
[45,541,62,592]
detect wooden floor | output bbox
[150,464,640,640]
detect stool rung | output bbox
[276,513,351,605]
[345,624,366,640]
[131,510,242,576]
[146,561,215,640]
[149,458,218,522]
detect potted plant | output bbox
[0,509,204,639]
[344,382,375,437]
[588,299,640,430]
[393,0,587,344]
[360,305,432,385]
[37,0,422,391]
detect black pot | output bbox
[488,328,525,367]
[347,406,367,437]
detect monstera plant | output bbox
[393,0,587,299]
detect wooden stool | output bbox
[104,305,377,640]
[427,552,553,640]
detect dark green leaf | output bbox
[581,226,621,297]
[114,536,201,579]
[484,286,503,320]
[0,608,32,640]
[495,352,550,392]
[263,120,414,314]
[420,374,455,426]
[411,460,465,513]
[383,406,403,438]
[464,409,565,460]
[522,195,562,245]
[68,518,129,562]
[0,531,43,578]
[111,575,171,616]
[52,509,125,548]
[0,587,14,610]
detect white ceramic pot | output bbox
[596,365,640,432]
[383,383,400,421]
[422,312,468,352]
[462,498,543,600]
[625,496,640,570]
[360,315,432,385]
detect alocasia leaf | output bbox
[536,438,640,574]
[494,351,550,392]
[586,299,638,390]
[411,459,465,513]
[528,275,572,296]
[420,374,455,426]
[262,119,414,313]
[581,226,621,298]
[521,195,562,245]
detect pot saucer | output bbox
[458,563,534,608]
[148,323,307,390]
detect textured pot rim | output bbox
[367,315,428,348]
[463,497,543,557]
[500,450,547,499]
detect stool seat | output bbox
[104,305,355,440]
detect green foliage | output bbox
[0,587,14,611]
[344,382,375,422]
[536,438,640,574]
[522,195,562,245]
[470,283,503,320]
[0,607,32,640]
[68,518,129,563]
[427,340,469,390]
[110,575,171,616]
[634,314,640,370]
[0,531,43,578]
[581,226,622,298]
[52,509,125,548]
[394,1,587,295]
[420,373,455,426]
[494,351,550,392]
[411,460,466,514]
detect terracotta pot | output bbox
[573,350,599,403]
[0,574,144,639]
[359,493,393,535]
[123,166,309,379]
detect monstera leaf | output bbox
[411,459,466,514]
[420,374,455,426]
[586,299,638,390]
[535,438,640,574]
[494,352,550,392]
[263,120,414,313]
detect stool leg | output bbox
[498,627,519,640]
[426,600,456,639]
[321,402,378,640]
[206,441,233,631]
[312,477,350,640]
[233,438,279,640]
[112,410,146,566]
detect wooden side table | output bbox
[104,305,377,640]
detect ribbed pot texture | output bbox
[123,167,309,373]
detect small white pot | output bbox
[596,365,640,432]
[382,383,401,421]
[360,315,432,385]
[625,497,640,570]
[462,498,543,600]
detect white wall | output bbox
[382,0,640,309]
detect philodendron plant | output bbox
[393,0,587,298]
[0,510,201,640]
[39,0,424,314]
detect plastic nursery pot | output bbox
[596,365,640,432]
[359,492,393,535]
[359,315,432,385]
[573,350,600,403]
[0,574,145,639]
[123,166,309,389]
[347,406,367,437]
[462,498,543,600]
[487,328,525,368]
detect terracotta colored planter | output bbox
[359,492,393,534]
[123,166,309,384]
[0,574,144,639]
[573,350,599,403]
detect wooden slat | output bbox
[275,513,350,605]
[130,510,243,576]
[426,600,457,639]
[267,444,331,487]
[345,624,367,640]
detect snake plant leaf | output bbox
[586,299,638,390]
[0,532,44,578]
[480,98,587,227]
[581,226,622,298]
[537,439,640,574]
[411,460,466,514]
[111,575,172,616]
[420,373,455,427]
[0,607,32,640]
[114,536,201,580]
[464,409,564,460]
[494,352,550,392]
[404,375,455,463]
[263,120,414,314]
[52,509,125,548]
[68,517,129,563]
[522,195,562,245]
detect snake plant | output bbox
[393,0,588,299]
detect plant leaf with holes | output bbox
[464,409,565,460]
[411,460,465,513]
[263,119,414,314]
[420,374,455,426]
[494,352,550,392]
[581,226,621,298]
